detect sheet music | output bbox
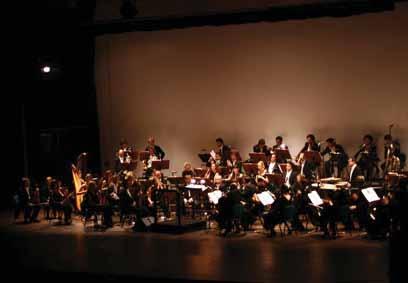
[361,187,380,203]
[308,190,323,206]
[256,191,275,206]
[141,216,155,227]
[208,190,223,204]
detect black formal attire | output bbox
[321,144,348,177]
[145,145,165,159]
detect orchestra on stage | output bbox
[15,133,407,239]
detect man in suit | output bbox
[216,138,231,165]
[343,157,364,187]
[253,138,270,156]
[268,153,282,174]
[146,136,165,159]
[354,134,379,181]
[114,149,128,173]
[321,138,348,177]
[284,162,297,189]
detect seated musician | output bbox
[227,152,242,171]
[40,176,53,220]
[143,146,159,178]
[253,138,270,156]
[119,172,137,222]
[284,162,297,189]
[268,153,282,174]
[217,183,242,236]
[81,181,100,223]
[115,149,130,173]
[204,162,219,182]
[272,136,289,151]
[367,196,391,240]
[348,191,369,231]
[354,134,379,181]
[297,153,315,181]
[182,162,195,178]
[119,138,132,157]
[256,161,268,180]
[216,137,231,165]
[226,165,244,187]
[343,157,364,188]
[145,136,165,159]
[321,138,348,178]
[150,169,166,190]
[213,173,226,192]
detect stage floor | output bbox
[1,211,388,283]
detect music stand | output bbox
[194,168,206,178]
[303,151,322,164]
[139,151,149,161]
[167,176,185,187]
[274,149,291,162]
[152,160,170,171]
[243,163,258,176]
[249,152,267,163]
[265,173,284,186]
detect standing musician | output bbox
[321,138,348,178]
[354,134,379,181]
[272,136,289,151]
[81,181,100,224]
[253,138,270,156]
[215,138,231,165]
[145,136,165,160]
[382,134,402,174]
[40,176,53,220]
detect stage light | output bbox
[41,66,51,73]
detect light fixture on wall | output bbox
[120,0,138,19]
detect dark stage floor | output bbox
[1,211,389,283]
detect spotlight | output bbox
[41,66,51,73]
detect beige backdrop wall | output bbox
[95,3,408,174]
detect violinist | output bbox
[182,162,195,178]
[204,162,219,182]
[226,165,244,188]
[255,161,268,184]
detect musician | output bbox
[227,152,242,171]
[216,138,231,164]
[367,196,391,240]
[182,162,195,178]
[272,136,289,151]
[255,161,269,184]
[321,138,348,177]
[204,162,219,182]
[115,149,130,173]
[382,134,402,174]
[348,191,369,231]
[284,162,297,188]
[343,157,364,188]
[119,138,132,157]
[299,134,320,154]
[40,176,53,219]
[81,181,100,224]
[15,178,32,223]
[268,153,283,174]
[119,172,137,223]
[144,146,159,177]
[213,173,227,192]
[29,183,41,223]
[145,136,165,159]
[253,138,270,156]
[297,153,315,181]
[354,134,379,181]
[227,165,244,187]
